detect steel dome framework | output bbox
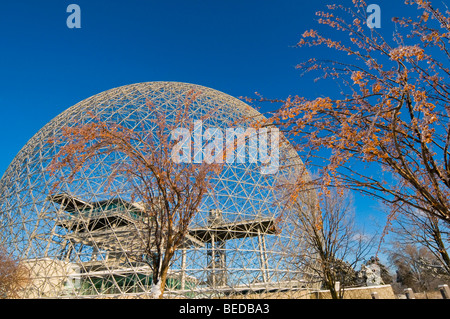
[0,82,312,298]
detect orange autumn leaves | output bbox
[256,0,450,223]
[389,45,425,61]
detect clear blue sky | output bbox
[0,1,421,246]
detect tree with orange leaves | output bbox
[48,91,222,298]
[257,1,450,230]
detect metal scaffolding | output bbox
[0,82,313,298]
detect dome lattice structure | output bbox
[0,82,312,298]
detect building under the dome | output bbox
[0,82,315,298]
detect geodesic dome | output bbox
[0,82,312,298]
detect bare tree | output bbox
[0,246,29,298]
[387,243,450,293]
[48,92,223,298]
[288,188,376,299]
[389,205,450,274]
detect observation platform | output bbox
[188,217,278,243]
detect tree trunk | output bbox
[158,267,169,299]
[155,247,175,299]
[433,230,450,274]
[323,268,338,299]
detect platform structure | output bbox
[188,209,277,288]
[47,193,278,296]
[48,194,202,295]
